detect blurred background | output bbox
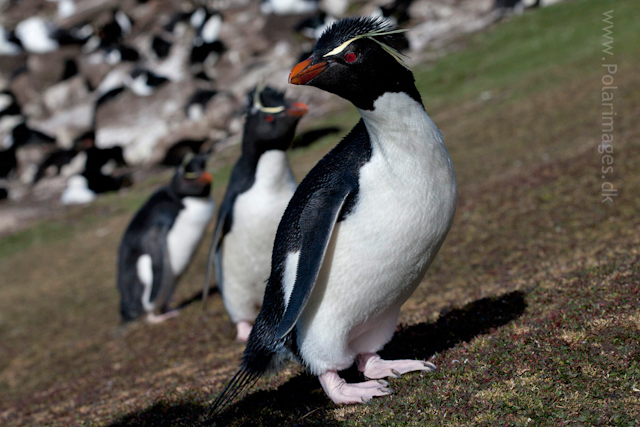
[1,0,638,425]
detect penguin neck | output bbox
[241,134,289,171]
[252,149,293,189]
[357,91,450,177]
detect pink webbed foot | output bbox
[146,310,179,324]
[356,353,436,380]
[318,370,393,404]
[235,320,253,342]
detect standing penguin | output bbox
[208,16,457,414]
[203,85,308,342]
[118,154,214,324]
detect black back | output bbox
[0,145,17,178]
[152,35,172,59]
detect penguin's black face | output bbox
[242,87,308,155]
[171,154,213,198]
[289,17,419,111]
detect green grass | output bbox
[1,0,639,425]
[416,0,640,105]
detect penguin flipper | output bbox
[203,164,250,304]
[203,222,225,303]
[275,187,351,340]
[145,223,176,310]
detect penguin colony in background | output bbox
[0,2,229,203]
[117,154,214,324]
[203,85,308,342]
[208,16,457,415]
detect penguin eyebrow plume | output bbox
[252,83,286,114]
[318,16,409,69]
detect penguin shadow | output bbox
[107,291,526,426]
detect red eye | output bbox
[265,115,274,122]
[345,52,357,63]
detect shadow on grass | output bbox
[175,285,220,310]
[108,290,526,427]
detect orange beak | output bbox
[197,172,213,184]
[289,58,328,85]
[286,102,309,117]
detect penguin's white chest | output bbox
[223,150,296,284]
[166,196,214,276]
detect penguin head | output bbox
[288,16,419,111]
[171,153,213,198]
[243,85,308,155]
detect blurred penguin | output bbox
[203,86,308,342]
[118,154,214,324]
[261,0,319,15]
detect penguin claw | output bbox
[319,371,393,405]
[423,362,437,371]
[357,353,438,379]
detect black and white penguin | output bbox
[100,10,133,47]
[103,43,140,64]
[82,143,130,194]
[0,90,21,119]
[151,35,172,60]
[0,25,22,56]
[208,16,457,413]
[373,0,414,26]
[191,8,223,45]
[125,68,169,97]
[184,89,218,121]
[118,154,215,323]
[260,0,319,15]
[13,16,90,54]
[161,139,209,166]
[295,11,338,40]
[1,121,56,180]
[14,17,60,53]
[202,85,308,342]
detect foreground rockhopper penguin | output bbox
[203,85,308,342]
[118,154,214,324]
[208,16,457,415]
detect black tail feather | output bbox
[205,366,260,422]
[205,326,280,423]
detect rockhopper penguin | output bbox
[208,16,457,413]
[118,154,214,324]
[203,85,308,342]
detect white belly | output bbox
[294,93,458,374]
[221,150,296,323]
[166,196,215,277]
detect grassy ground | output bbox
[1,0,639,425]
